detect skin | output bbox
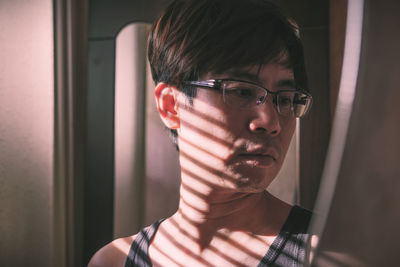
[89,62,297,267]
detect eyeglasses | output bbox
[183,79,313,118]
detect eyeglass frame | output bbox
[183,78,313,118]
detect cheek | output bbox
[177,98,237,162]
[279,118,296,157]
[283,117,296,135]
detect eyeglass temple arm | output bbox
[184,80,221,90]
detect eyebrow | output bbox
[223,69,296,89]
[222,69,261,83]
[275,79,296,89]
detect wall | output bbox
[113,23,184,234]
[276,0,331,210]
[0,0,54,266]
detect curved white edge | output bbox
[308,0,365,263]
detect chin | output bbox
[231,175,275,193]
[220,163,280,192]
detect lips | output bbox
[236,155,275,168]
[235,148,279,168]
[225,140,282,168]
[238,148,279,160]
[239,154,275,159]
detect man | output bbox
[89,0,313,266]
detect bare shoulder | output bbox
[88,235,136,267]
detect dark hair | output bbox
[148,0,308,148]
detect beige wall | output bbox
[0,0,54,266]
[114,23,181,235]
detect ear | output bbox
[155,82,180,129]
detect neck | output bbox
[177,183,265,227]
[169,154,292,252]
[171,181,287,253]
[172,173,282,243]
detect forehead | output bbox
[210,62,294,89]
[209,51,294,80]
[255,63,295,85]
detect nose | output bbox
[248,100,281,136]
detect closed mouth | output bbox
[238,149,278,160]
[234,153,277,168]
[239,153,275,159]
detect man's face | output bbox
[176,62,296,193]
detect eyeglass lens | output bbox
[221,81,310,117]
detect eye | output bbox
[293,94,308,105]
[278,92,294,107]
[227,87,255,99]
[221,81,266,108]
[280,97,292,105]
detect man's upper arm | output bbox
[88,236,135,267]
